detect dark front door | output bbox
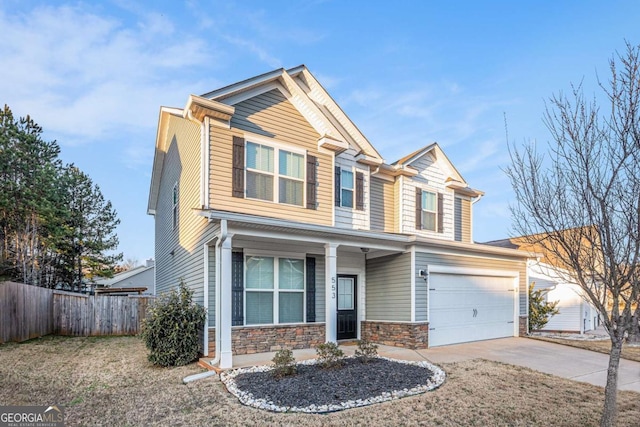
[337,275,357,340]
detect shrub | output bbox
[141,281,206,367]
[528,282,560,332]
[315,342,344,369]
[272,348,297,378]
[354,339,378,363]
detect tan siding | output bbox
[155,114,218,308]
[209,89,332,225]
[365,253,411,321]
[414,250,528,318]
[461,197,471,242]
[370,177,396,232]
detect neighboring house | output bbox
[147,66,532,368]
[485,237,599,333]
[95,259,156,295]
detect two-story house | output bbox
[148,66,531,368]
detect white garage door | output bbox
[429,270,517,347]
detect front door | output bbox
[337,275,357,340]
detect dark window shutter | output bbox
[416,188,422,230]
[231,250,244,326]
[306,155,317,210]
[437,192,444,233]
[232,136,245,198]
[334,166,341,206]
[306,257,316,323]
[355,172,364,211]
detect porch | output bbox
[203,214,414,368]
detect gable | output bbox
[231,88,320,142]
[203,67,383,162]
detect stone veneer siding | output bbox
[361,321,429,349]
[519,316,528,336]
[207,323,325,356]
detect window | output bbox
[245,140,304,206]
[246,142,274,201]
[341,169,354,208]
[245,256,305,325]
[421,190,437,231]
[172,183,178,229]
[279,150,304,206]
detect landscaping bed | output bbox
[1,336,639,426]
[223,356,445,412]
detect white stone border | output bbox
[220,356,446,413]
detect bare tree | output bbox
[506,42,640,427]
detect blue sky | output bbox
[2,1,640,264]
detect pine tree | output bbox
[528,282,560,332]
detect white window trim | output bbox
[339,166,355,209]
[243,253,307,326]
[244,135,306,208]
[420,186,438,232]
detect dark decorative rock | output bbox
[220,356,446,413]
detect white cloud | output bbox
[0,4,213,147]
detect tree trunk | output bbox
[600,337,623,427]
[627,307,640,344]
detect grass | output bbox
[0,336,638,426]
[529,336,640,363]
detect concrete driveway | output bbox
[407,337,640,392]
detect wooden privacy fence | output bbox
[0,281,54,343]
[0,281,154,343]
[54,291,153,336]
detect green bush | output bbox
[315,341,344,369]
[272,348,297,378]
[141,281,206,367]
[354,339,378,363]
[528,282,560,332]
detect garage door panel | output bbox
[429,272,516,347]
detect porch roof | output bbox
[196,209,533,260]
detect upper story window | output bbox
[172,183,178,230]
[340,169,354,208]
[244,140,305,207]
[232,135,317,210]
[334,166,364,210]
[421,190,437,231]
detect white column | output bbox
[325,243,338,343]
[219,235,233,369]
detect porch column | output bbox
[325,243,339,343]
[219,234,233,369]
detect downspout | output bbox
[183,218,227,383]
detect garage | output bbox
[428,267,518,347]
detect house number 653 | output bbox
[331,277,336,299]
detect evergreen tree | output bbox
[0,105,122,290]
[528,282,560,332]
